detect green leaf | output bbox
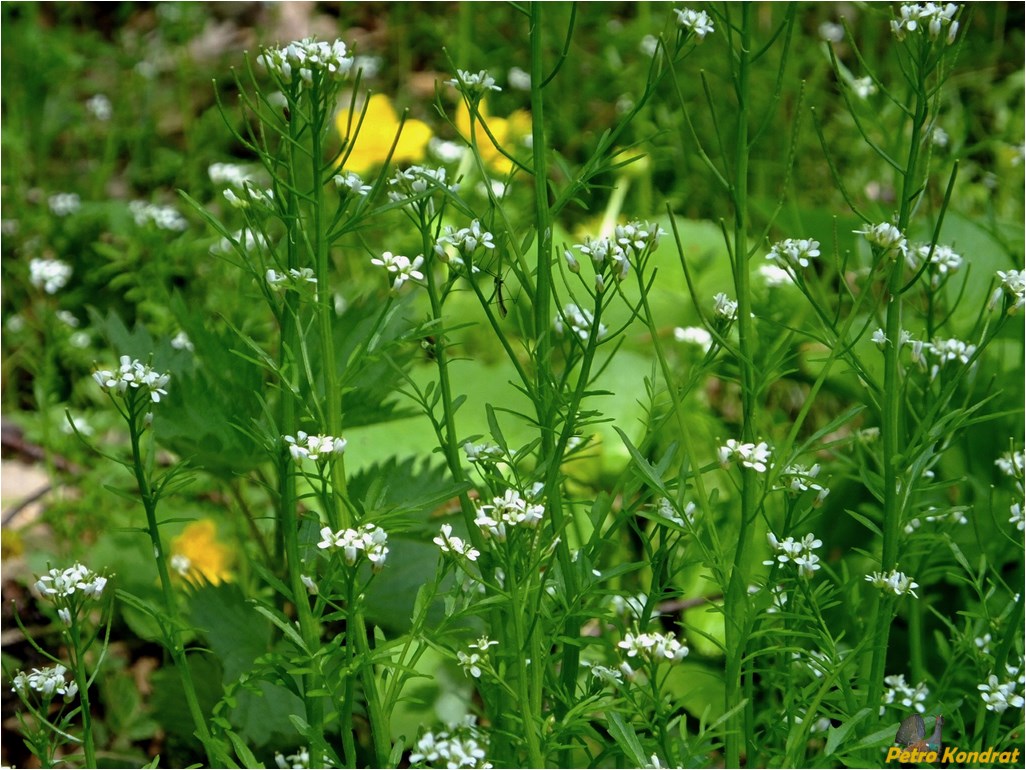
[825,708,872,756]
[606,711,649,768]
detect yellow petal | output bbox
[171,520,233,585]
[336,94,432,176]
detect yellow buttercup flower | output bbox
[455,100,531,176]
[170,520,233,585]
[335,94,432,176]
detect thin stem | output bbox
[128,408,226,767]
[67,617,96,768]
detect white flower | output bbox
[582,661,624,686]
[713,292,738,321]
[410,719,490,768]
[905,243,963,286]
[880,673,929,715]
[462,441,503,464]
[872,328,889,348]
[865,569,919,598]
[617,630,689,663]
[978,674,1025,713]
[436,221,496,263]
[996,450,1024,478]
[758,263,794,287]
[48,192,81,217]
[433,524,481,562]
[449,68,501,97]
[258,38,354,84]
[673,326,713,352]
[856,222,906,253]
[284,431,347,463]
[931,127,949,147]
[371,251,424,292]
[12,664,78,702]
[317,523,389,571]
[718,439,772,473]
[1010,502,1024,531]
[388,165,457,209]
[333,171,372,196]
[208,162,256,188]
[819,22,845,42]
[891,3,960,43]
[767,238,821,271]
[171,554,192,576]
[300,575,319,595]
[474,488,545,541]
[85,94,112,121]
[170,331,194,352]
[851,76,877,99]
[266,267,317,292]
[554,303,607,342]
[457,650,484,678]
[93,356,170,403]
[992,269,1025,313]
[764,531,823,578]
[29,258,73,294]
[674,7,715,39]
[507,66,531,91]
[129,200,188,231]
[655,497,696,529]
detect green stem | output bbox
[724,7,755,766]
[507,562,544,767]
[128,409,226,767]
[868,79,929,710]
[528,7,581,745]
[67,618,96,768]
[282,101,328,744]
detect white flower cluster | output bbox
[865,569,919,597]
[448,68,501,97]
[317,523,389,571]
[673,326,713,352]
[34,563,107,603]
[213,228,269,256]
[29,257,72,294]
[856,222,906,253]
[922,337,977,378]
[208,162,257,188]
[674,7,715,39]
[273,746,334,769]
[718,439,772,473]
[767,238,821,272]
[903,505,968,533]
[223,185,275,210]
[435,220,495,265]
[48,192,81,217]
[995,449,1025,531]
[779,464,830,506]
[890,3,960,44]
[129,200,188,231]
[410,716,492,769]
[474,488,544,541]
[763,532,823,578]
[617,629,689,664]
[569,220,664,291]
[388,165,457,208]
[332,171,372,197]
[655,497,696,529]
[554,303,607,342]
[581,659,624,686]
[462,441,503,463]
[434,524,480,562]
[11,664,78,702]
[609,593,659,623]
[266,267,317,292]
[991,269,1025,314]
[456,636,498,679]
[371,251,425,292]
[257,38,354,85]
[978,663,1026,713]
[905,243,963,287]
[93,356,170,403]
[880,673,929,715]
[85,94,112,121]
[283,431,347,463]
[712,292,738,321]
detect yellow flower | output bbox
[170,520,233,585]
[335,94,432,176]
[455,100,531,176]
